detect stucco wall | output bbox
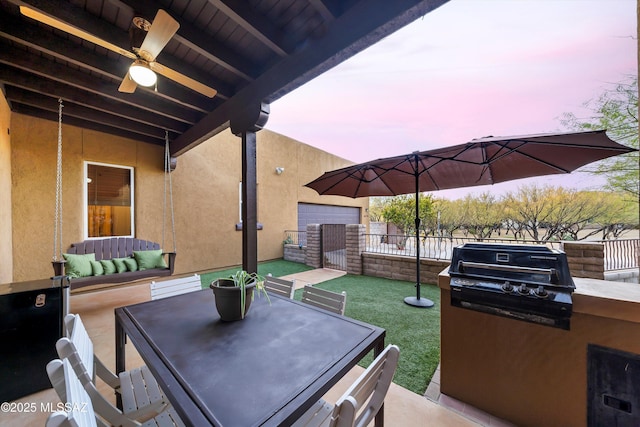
[9,113,367,282]
[0,91,12,283]
[10,114,166,282]
[171,128,367,274]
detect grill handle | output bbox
[457,261,558,283]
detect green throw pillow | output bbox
[133,250,167,270]
[63,253,95,278]
[100,260,117,275]
[123,257,138,272]
[112,258,128,274]
[90,260,104,276]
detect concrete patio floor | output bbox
[1,270,507,426]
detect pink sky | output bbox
[265,0,637,199]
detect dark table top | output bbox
[115,289,385,427]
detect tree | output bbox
[560,75,639,202]
[503,185,560,241]
[459,192,504,240]
[368,197,388,222]
[430,198,465,238]
[592,192,640,239]
[380,193,435,245]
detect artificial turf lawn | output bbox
[295,275,441,396]
[200,260,440,395]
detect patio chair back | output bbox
[150,274,202,300]
[45,358,98,427]
[263,276,296,299]
[292,344,400,427]
[301,285,346,315]
[56,314,169,422]
[47,358,184,427]
[332,344,400,427]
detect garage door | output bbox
[297,203,361,231]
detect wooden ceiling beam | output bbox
[207,0,288,57]
[0,43,202,125]
[110,0,258,82]
[0,64,189,133]
[0,15,215,113]
[6,0,234,100]
[5,86,172,141]
[12,103,162,145]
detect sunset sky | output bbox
[266,0,637,199]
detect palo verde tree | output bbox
[458,192,504,240]
[560,75,639,202]
[380,193,435,240]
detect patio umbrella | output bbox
[305,130,637,307]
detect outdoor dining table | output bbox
[115,289,386,427]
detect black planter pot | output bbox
[210,278,256,321]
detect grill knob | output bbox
[501,281,514,293]
[534,285,548,298]
[518,284,530,295]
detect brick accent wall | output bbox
[283,244,306,264]
[562,241,605,280]
[305,224,322,268]
[362,253,449,284]
[346,224,365,275]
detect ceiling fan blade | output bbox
[150,62,217,98]
[118,72,138,93]
[19,6,136,60]
[138,10,180,61]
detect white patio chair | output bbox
[301,285,347,315]
[46,358,183,427]
[292,344,400,427]
[56,313,170,422]
[263,275,296,299]
[150,274,202,300]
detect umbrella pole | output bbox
[404,155,434,308]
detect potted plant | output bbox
[209,270,269,321]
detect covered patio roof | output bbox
[1,0,450,274]
[0,0,449,155]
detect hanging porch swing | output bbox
[51,100,177,291]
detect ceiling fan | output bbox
[19,6,217,98]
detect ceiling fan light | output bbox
[129,60,157,87]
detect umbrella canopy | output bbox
[306,130,636,198]
[305,130,637,308]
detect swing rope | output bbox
[163,130,177,253]
[53,99,64,262]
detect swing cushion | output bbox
[63,253,95,278]
[90,260,104,276]
[54,238,175,291]
[100,260,117,275]
[112,258,129,274]
[123,257,138,272]
[134,250,168,270]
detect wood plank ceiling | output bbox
[0,0,448,156]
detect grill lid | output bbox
[449,243,575,289]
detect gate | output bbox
[321,224,347,271]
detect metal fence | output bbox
[283,230,307,246]
[603,239,639,271]
[364,234,562,261]
[285,230,638,272]
[364,234,640,272]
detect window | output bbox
[85,162,134,238]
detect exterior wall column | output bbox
[562,241,605,280]
[346,224,365,275]
[230,102,270,275]
[305,224,322,268]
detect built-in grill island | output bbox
[439,242,640,426]
[448,243,575,329]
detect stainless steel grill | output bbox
[448,243,575,329]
